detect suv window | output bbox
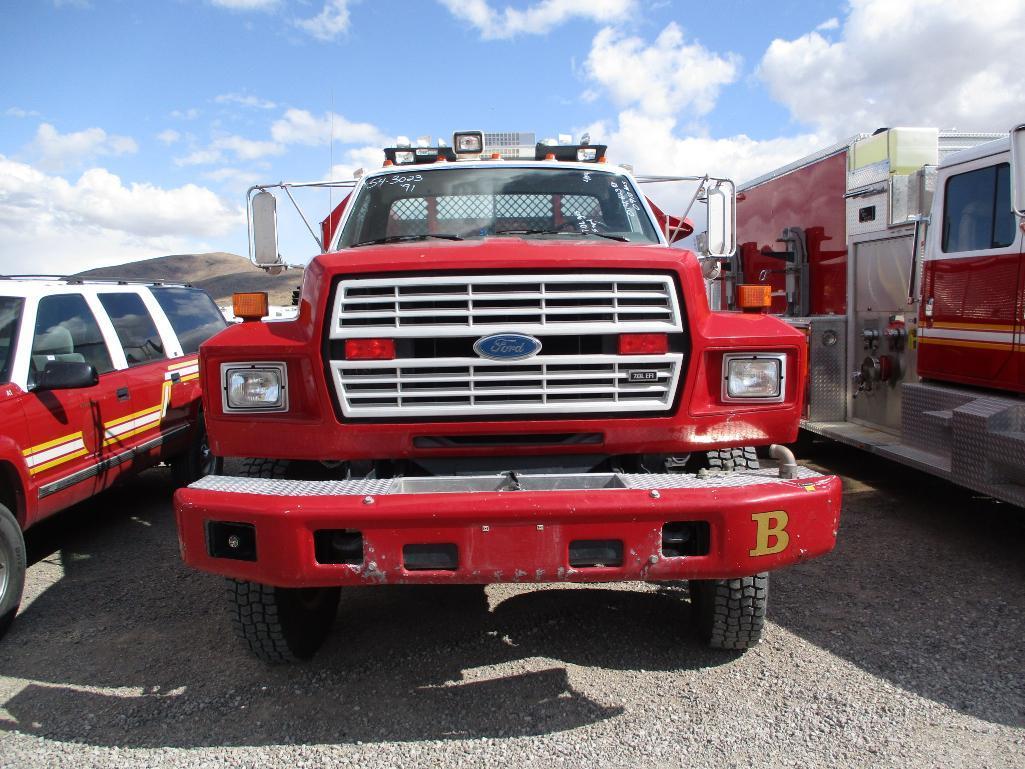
[0,297,24,384]
[31,294,113,378]
[942,163,1016,253]
[97,293,166,366]
[150,287,227,354]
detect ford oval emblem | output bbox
[473,333,542,361]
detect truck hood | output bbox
[313,238,692,276]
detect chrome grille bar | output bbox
[330,273,682,338]
[330,355,683,418]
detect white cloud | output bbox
[170,108,200,120]
[30,123,138,171]
[209,0,277,9]
[295,0,350,41]
[0,156,242,272]
[328,145,387,181]
[212,134,284,160]
[438,0,636,39]
[174,148,224,167]
[584,24,739,118]
[215,92,277,110]
[583,111,825,193]
[156,129,181,145]
[816,17,839,31]
[271,108,385,146]
[759,0,1025,135]
[5,107,40,118]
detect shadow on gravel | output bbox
[0,469,731,748]
[773,439,1025,728]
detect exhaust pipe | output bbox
[769,444,799,479]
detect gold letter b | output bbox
[749,510,790,556]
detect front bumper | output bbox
[174,467,841,587]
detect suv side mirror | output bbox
[251,190,283,269]
[704,181,736,257]
[34,361,98,391]
[1011,123,1025,217]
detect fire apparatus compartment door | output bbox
[850,232,916,432]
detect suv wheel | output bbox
[171,412,222,487]
[0,503,26,639]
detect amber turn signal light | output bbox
[736,284,772,312]
[345,338,396,360]
[232,292,269,322]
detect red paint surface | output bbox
[736,152,849,316]
[200,239,809,461]
[918,252,1024,392]
[176,475,840,586]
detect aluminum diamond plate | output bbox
[190,467,825,497]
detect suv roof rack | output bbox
[0,275,192,288]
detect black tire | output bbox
[706,447,760,471]
[228,579,341,663]
[691,573,768,650]
[170,413,222,488]
[230,456,339,662]
[0,503,26,639]
[238,457,290,479]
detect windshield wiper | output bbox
[350,233,464,248]
[493,228,629,242]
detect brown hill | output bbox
[75,252,302,306]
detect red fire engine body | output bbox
[734,125,1025,507]
[174,132,841,662]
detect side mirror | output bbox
[251,190,282,268]
[34,361,98,391]
[704,181,736,257]
[1011,123,1025,217]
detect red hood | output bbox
[311,237,693,276]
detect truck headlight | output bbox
[221,362,288,412]
[722,353,786,402]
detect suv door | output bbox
[94,291,174,473]
[22,293,116,514]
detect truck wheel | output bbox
[0,503,26,639]
[706,447,760,471]
[231,456,339,662]
[690,573,768,650]
[238,457,290,479]
[228,579,341,663]
[170,414,222,488]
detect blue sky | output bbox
[1,0,1022,273]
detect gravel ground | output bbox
[1,443,1023,768]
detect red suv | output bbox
[0,278,227,636]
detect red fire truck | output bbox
[174,131,842,662]
[734,124,1025,507]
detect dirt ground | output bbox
[1,442,1022,768]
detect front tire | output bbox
[228,579,341,663]
[691,573,768,650]
[229,456,339,663]
[0,503,26,639]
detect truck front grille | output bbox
[327,272,685,419]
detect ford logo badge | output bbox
[473,333,542,361]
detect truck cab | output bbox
[174,134,842,663]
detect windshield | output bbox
[0,296,24,384]
[336,166,660,248]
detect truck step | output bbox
[920,409,953,428]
